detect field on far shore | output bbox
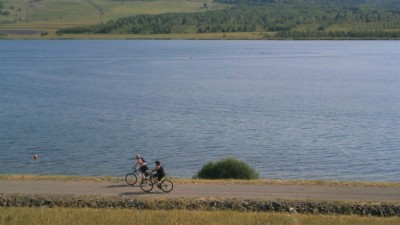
[0,0,226,38]
[3,0,400,40]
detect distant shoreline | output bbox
[2,31,400,40]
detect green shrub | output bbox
[195,157,259,180]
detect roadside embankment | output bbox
[1,194,399,217]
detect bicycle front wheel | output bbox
[160,179,173,193]
[140,179,154,192]
[125,173,137,186]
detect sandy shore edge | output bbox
[1,174,399,187]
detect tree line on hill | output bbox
[56,0,400,39]
[216,0,398,9]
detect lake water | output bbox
[1,40,399,181]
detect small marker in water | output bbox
[34,153,38,160]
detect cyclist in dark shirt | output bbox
[149,160,166,187]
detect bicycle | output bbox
[125,167,144,186]
[140,174,174,193]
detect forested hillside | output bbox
[56,0,400,39]
[216,0,398,9]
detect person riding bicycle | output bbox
[148,160,166,188]
[133,154,148,179]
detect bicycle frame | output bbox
[125,167,144,186]
[131,167,140,176]
[140,174,173,193]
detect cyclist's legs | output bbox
[152,173,165,183]
[139,165,148,179]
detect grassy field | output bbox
[0,0,226,37]
[1,207,399,225]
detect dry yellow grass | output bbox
[1,207,399,225]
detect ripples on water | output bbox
[0,40,399,181]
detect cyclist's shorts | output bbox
[139,165,148,173]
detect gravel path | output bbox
[1,180,399,202]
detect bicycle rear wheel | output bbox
[140,179,154,192]
[125,173,137,186]
[160,179,173,193]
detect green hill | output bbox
[1,0,400,39]
[0,0,225,38]
[0,0,225,22]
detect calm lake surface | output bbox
[1,40,399,181]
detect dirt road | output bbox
[1,180,399,202]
